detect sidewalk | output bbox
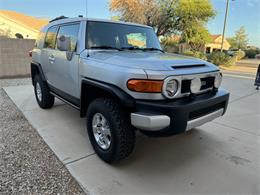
[236,59,260,68]
[220,65,257,75]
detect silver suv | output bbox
[31,17,229,163]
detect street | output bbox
[3,73,260,194]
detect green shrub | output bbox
[207,52,230,66]
[234,50,245,60]
[225,55,237,66]
[182,50,207,60]
[245,49,260,58]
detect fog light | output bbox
[190,78,201,94]
[214,72,222,88]
[163,79,178,98]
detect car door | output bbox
[41,25,59,86]
[50,23,81,100]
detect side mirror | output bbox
[57,35,71,51]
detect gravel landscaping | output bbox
[0,78,84,194]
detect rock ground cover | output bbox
[0,78,84,194]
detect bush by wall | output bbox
[225,55,237,66]
[207,52,229,66]
[182,50,207,60]
[207,51,237,67]
[234,50,245,60]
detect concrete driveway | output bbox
[4,75,260,194]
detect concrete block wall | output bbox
[0,37,35,78]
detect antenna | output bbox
[85,0,90,57]
[86,0,88,18]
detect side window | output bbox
[35,31,45,48]
[56,24,80,52]
[44,26,58,49]
[126,33,147,48]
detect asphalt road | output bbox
[2,74,260,194]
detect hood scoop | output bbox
[171,64,206,69]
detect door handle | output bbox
[48,55,55,64]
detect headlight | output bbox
[163,79,178,98]
[214,72,222,88]
[190,78,201,94]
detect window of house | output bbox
[206,47,211,54]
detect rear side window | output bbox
[44,26,58,49]
[56,24,80,52]
[35,31,45,48]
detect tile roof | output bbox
[211,34,222,41]
[0,10,49,31]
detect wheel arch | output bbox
[31,62,46,85]
[80,78,135,117]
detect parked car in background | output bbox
[255,54,260,60]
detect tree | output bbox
[227,26,248,50]
[109,0,215,49]
[109,0,165,35]
[175,0,215,50]
[181,23,211,51]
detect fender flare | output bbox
[80,78,135,117]
[30,62,47,84]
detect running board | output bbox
[50,92,80,110]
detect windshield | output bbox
[86,21,162,51]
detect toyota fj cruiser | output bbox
[31,17,229,163]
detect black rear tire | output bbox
[34,75,54,109]
[86,98,135,163]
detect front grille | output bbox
[188,102,224,120]
[181,77,215,94]
[181,80,191,93]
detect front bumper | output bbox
[131,89,229,134]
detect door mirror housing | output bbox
[57,35,71,51]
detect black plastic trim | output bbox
[80,78,135,117]
[135,89,229,135]
[31,62,47,83]
[48,84,80,107]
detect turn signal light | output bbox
[127,79,163,93]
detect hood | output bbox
[85,50,218,71]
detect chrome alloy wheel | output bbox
[36,82,42,102]
[92,113,112,150]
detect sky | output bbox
[0,0,259,47]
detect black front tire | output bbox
[34,75,55,109]
[86,98,135,163]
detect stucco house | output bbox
[205,34,231,53]
[0,10,48,39]
[166,34,231,54]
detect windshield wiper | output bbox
[90,46,122,51]
[121,46,164,53]
[121,46,143,51]
[142,47,164,53]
